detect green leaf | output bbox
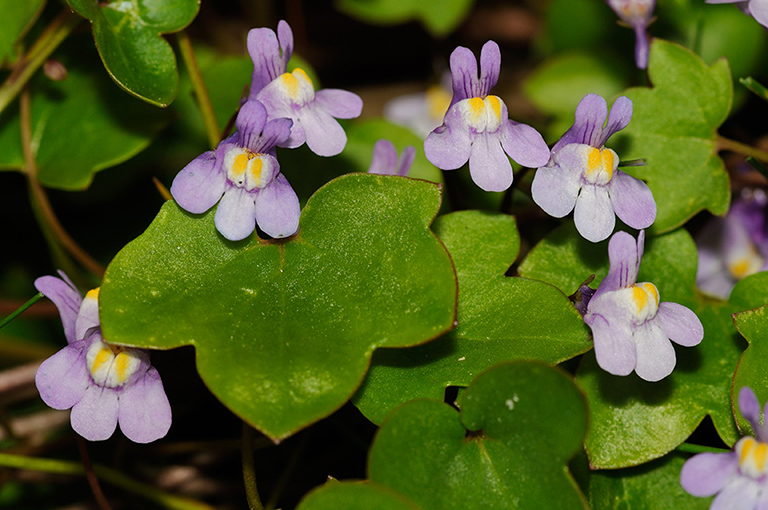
[334,0,474,37]
[99,174,457,440]
[297,482,421,510]
[0,38,169,189]
[0,0,45,64]
[352,211,592,424]
[589,453,711,510]
[366,362,588,509]
[612,39,731,233]
[66,0,200,106]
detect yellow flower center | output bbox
[278,67,315,105]
[426,85,451,121]
[460,95,504,133]
[727,243,764,280]
[737,437,768,480]
[224,147,274,191]
[583,147,616,185]
[612,282,660,324]
[86,338,146,388]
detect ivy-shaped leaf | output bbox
[298,482,420,510]
[612,39,731,233]
[0,0,45,64]
[352,211,591,424]
[0,37,168,189]
[66,0,200,106]
[335,0,474,37]
[99,174,457,440]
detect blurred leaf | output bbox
[612,39,731,233]
[66,0,200,106]
[0,0,45,64]
[353,211,591,424]
[543,0,617,53]
[100,174,457,440]
[297,482,421,510]
[741,77,768,103]
[335,0,474,37]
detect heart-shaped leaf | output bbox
[99,174,457,440]
[335,0,473,37]
[353,211,591,424]
[66,0,199,106]
[297,481,421,510]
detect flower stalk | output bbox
[177,30,221,149]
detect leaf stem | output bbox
[177,30,221,149]
[0,293,43,331]
[717,136,768,163]
[242,422,265,510]
[676,442,730,455]
[20,88,106,278]
[0,451,216,510]
[0,8,81,116]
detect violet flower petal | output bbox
[254,174,300,239]
[314,89,364,119]
[680,451,739,497]
[424,106,472,170]
[71,385,119,441]
[586,307,637,376]
[633,320,676,382]
[739,386,763,434]
[478,40,501,99]
[34,274,81,343]
[634,26,650,69]
[655,302,704,347]
[600,96,633,145]
[256,118,294,154]
[531,165,580,218]
[609,170,656,229]
[710,475,760,510]
[554,94,608,151]
[449,46,479,106]
[247,27,286,100]
[595,230,641,299]
[300,106,348,157]
[74,292,100,341]
[236,100,269,149]
[500,121,551,168]
[171,151,226,214]
[35,341,89,410]
[574,184,616,243]
[215,187,257,241]
[118,367,172,444]
[468,132,513,192]
[276,20,294,64]
[368,139,398,175]
[749,0,768,27]
[398,146,416,177]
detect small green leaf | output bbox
[100,174,457,440]
[367,362,588,509]
[66,0,200,106]
[0,0,45,64]
[741,77,768,103]
[353,211,591,424]
[612,39,731,233]
[297,482,421,510]
[335,0,474,37]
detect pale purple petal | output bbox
[531,165,580,218]
[247,27,286,100]
[255,117,294,153]
[398,146,416,177]
[254,174,300,239]
[235,100,268,149]
[705,0,742,3]
[739,386,763,435]
[255,79,295,121]
[608,170,656,229]
[478,40,501,98]
[595,230,641,299]
[449,46,478,106]
[71,385,119,441]
[500,121,550,168]
[314,89,363,119]
[215,187,257,241]
[300,106,348,157]
[710,475,760,510]
[34,273,82,343]
[655,302,703,347]
[468,132,513,192]
[757,486,768,510]
[601,96,633,145]
[680,452,739,497]
[574,185,616,243]
[748,0,768,28]
[171,151,226,214]
[277,20,293,64]
[74,292,100,341]
[424,106,472,170]
[118,367,172,444]
[585,303,637,376]
[634,321,676,382]
[634,26,650,69]
[368,139,398,175]
[35,341,89,410]
[553,94,608,151]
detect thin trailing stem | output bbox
[676,442,730,455]
[20,89,106,278]
[717,136,768,163]
[0,8,81,116]
[77,437,113,510]
[0,293,43,331]
[0,451,216,510]
[177,30,221,149]
[242,423,265,510]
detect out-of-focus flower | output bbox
[706,0,768,29]
[367,139,415,177]
[696,189,768,299]
[171,100,300,241]
[423,40,550,192]
[247,20,363,157]
[384,73,453,139]
[531,93,656,243]
[583,231,703,381]
[606,0,656,69]
[34,272,172,443]
[681,386,768,509]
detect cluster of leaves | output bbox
[2,0,768,509]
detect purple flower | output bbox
[247,20,363,157]
[367,139,415,177]
[34,272,171,443]
[384,72,453,138]
[171,100,300,241]
[606,0,656,69]
[696,190,768,299]
[706,0,768,29]
[531,93,656,243]
[423,40,550,192]
[583,230,703,381]
[681,386,768,509]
